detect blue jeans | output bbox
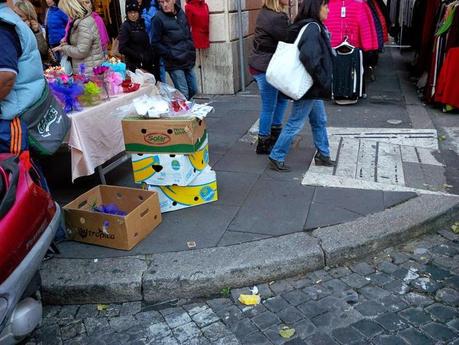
[253,73,288,136]
[270,99,330,162]
[169,67,198,100]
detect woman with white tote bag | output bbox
[268,0,336,171]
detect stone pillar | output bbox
[196,0,298,95]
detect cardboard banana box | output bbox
[131,138,209,186]
[122,117,207,154]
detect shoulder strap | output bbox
[294,21,321,47]
[0,157,19,219]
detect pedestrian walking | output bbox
[151,0,197,100]
[119,0,160,80]
[249,0,290,154]
[269,0,335,171]
[53,0,104,74]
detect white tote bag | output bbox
[266,22,320,100]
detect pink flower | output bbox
[93,66,110,75]
[60,74,70,83]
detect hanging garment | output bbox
[436,2,456,35]
[435,47,459,109]
[325,0,379,51]
[374,0,391,29]
[445,4,459,51]
[424,2,456,102]
[371,0,389,43]
[418,0,442,72]
[367,0,384,50]
[411,0,427,52]
[333,48,364,101]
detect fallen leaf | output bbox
[239,294,261,305]
[452,223,459,234]
[97,304,109,311]
[439,135,447,141]
[279,326,296,339]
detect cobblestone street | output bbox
[23,227,459,345]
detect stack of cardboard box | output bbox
[122,116,218,212]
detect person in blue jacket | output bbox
[0,0,45,153]
[45,0,68,61]
[138,0,157,40]
[138,0,167,82]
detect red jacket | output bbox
[325,0,379,51]
[185,0,210,49]
[435,47,459,109]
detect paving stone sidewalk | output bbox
[26,227,459,345]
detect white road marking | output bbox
[302,128,447,194]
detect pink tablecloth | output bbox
[68,85,155,182]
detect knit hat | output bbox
[126,0,140,12]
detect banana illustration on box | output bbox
[131,140,209,186]
[147,166,218,212]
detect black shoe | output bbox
[269,157,291,172]
[368,66,376,82]
[314,151,336,167]
[270,125,282,146]
[256,135,272,155]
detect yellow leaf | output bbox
[452,224,459,234]
[279,326,296,339]
[97,304,109,311]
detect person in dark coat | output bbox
[269,0,335,171]
[151,0,197,100]
[248,0,289,154]
[118,0,159,80]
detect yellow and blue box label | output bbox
[146,166,218,212]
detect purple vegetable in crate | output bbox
[93,203,127,216]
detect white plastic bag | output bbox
[266,23,319,100]
[60,55,73,75]
[126,69,156,86]
[132,95,169,118]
